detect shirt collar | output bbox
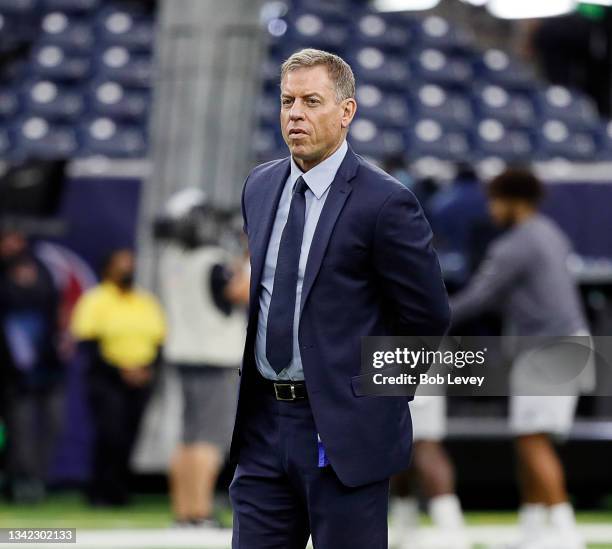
[289,140,348,200]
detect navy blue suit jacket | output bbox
[230,145,450,487]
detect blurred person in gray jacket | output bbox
[451,169,591,549]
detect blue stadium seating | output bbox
[356,84,411,127]
[0,0,37,14]
[411,48,472,89]
[21,80,85,122]
[88,80,149,121]
[95,46,152,88]
[348,117,404,157]
[96,7,154,51]
[347,47,410,91]
[416,15,473,52]
[0,125,10,156]
[351,13,412,53]
[535,86,599,131]
[405,118,470,161]
[38,12,95,51]
[472,84,536,129]
[31,44,92,81]
[473,49,536,90]
[41,0,99,13]
[78,117,147,157]
[535,119,599,161]
[0,0,611,162]
[409,83,473,129]
[472,119,532,162]
[12,116,78,159]
[0,88,20,119]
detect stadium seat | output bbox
[96,8,154,51]
[0,88,20,119]
[291,0,350,21]
[78,117,147,157]
[31,45,92,81]
[39,11,94,51]
[348,47,410,92]
[351,12,412,53]
[472,118,532,162]
[409,83,473,129]
[21,80,85,122]
[41,0,99,12]
[0,0,36,14]
[356,84,411,128]
[472,84,536,129]
[284,11,348,53]
[474,49,536,90]
[348,117,404,159]
[256,92,279,126]
[535,85,600,131]
[13,116,78,158]
[260,58,282,87]
[0,125,10,157]
[405,118,470,161]
[597,120,612,160]
[416,15,473,52]
[0,11,38,46]
[535,119,599,161]
[411,49,473,89]
[88,80,149,121]
[95,46,152,88]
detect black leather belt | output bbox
[258,377,308,401]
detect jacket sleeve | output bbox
[373,187,451,337]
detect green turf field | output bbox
[0,493,611,548]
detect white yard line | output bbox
[2,524,612,548]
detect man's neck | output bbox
[513,206,537,225]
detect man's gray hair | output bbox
[280,48,356,103]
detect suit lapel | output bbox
[299,146,360,317]
[248,158,290,309]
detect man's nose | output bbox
[289,102,305,120]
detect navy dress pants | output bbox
[230,375,389,549]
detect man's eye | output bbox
[307,99,319,105]
[281,99,293,106]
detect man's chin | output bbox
[288,145,313,161]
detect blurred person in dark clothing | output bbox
[70,249,166,507]
[0,229,64,503]
[427,163,489,257]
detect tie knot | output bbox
[294,177,308,196]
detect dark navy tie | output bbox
[266,176,309,374]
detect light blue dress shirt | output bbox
[255,140,348,381]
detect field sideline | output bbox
[1,494,611,548]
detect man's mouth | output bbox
[288,129,307,137]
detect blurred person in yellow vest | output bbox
[71,248,166,507]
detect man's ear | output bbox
[341,98,357,128]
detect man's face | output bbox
[107,250,135,288]
[488,197,514,228]
[0,231,27,260]
[280,65,355,171]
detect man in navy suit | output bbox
[229,48,450,549]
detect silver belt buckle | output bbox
[274,383,296,401]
